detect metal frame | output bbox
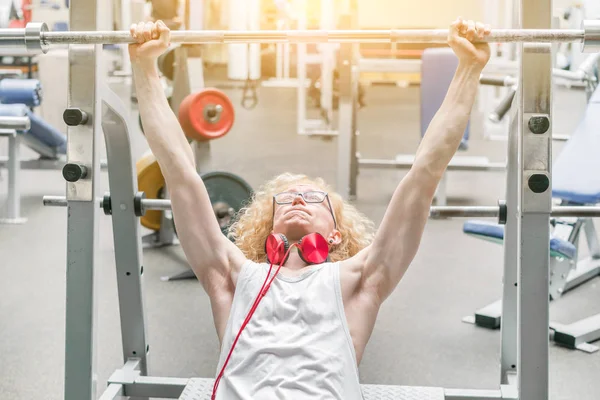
[514,5,553,398]
[0,140,107,225]
[51,0,595,399]
[0,129,25,224]
[295,0,338,137]
[463,214,600,353]
[0,117,35,224]
[463,54,600,356]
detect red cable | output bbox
[211,243,297,399]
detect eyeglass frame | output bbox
[272,190,337,229]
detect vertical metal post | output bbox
[64,0,100,399]
[336,14,355,200]
[296,0,308,135]
[517,1,553,399]
[584,219,600,258]
[349,65,359,199]
[500,105,518,385]
[296,41,307,134]
[319,0,334,125]
[101,85,150,380]
[3,134,26,223]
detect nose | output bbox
[291,193,306,206]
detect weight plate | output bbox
[202,171,253,237]
[158,46,176,81]
[178,88,235,141]
[136,151,165,231]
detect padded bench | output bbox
[0,103,67,223]
[0,103,66,157]
[179,378,445,400]
[463,220,576,260]
[552,101,600,205]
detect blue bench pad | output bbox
[0,104,66,155]
[552,93,600,204]
[463,220,576,260]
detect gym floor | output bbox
[1,72,599,400]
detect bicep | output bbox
[168,172,247,285]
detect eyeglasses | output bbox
[272,191,337,228]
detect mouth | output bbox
[286,208,310,216]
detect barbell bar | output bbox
[430,205,600,219]
[6,21,600,54]
[43,194,600,223]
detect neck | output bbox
[281,247,309,270]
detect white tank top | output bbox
[214,260,364,400]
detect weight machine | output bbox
[6,0,600,398]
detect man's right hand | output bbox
[447,17,491,70]
[128,21,171,66]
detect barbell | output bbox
[7,21,600,54]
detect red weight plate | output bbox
[178,88,235,141]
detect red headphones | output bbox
[265,232,330,265]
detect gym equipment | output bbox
[430,203,600,220]
[346,49,599,204]
[0,78,42,106]
[135,152,252,235]
[0,115,30,223]
[0,102,66,224]
[202,171,253,236]
[46,168,254,239]
[462,83,600,353]
[7,21,600,51]
[482,51,600,126]
[295,0,337,137]
[0,103,66,153]
[135,157,252,251]
[178,88,235,141]
[136,151,165,232]
[41,0,586,397]
[357,49,505,205]
[157,45,176,81]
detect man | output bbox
[130,18,491,399]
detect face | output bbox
[272,184,341,244]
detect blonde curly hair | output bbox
[228,173,375,263]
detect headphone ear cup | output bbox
[265,233,289,264]
[297,233,330,265]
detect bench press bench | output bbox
[178,379,448,399]
[462,87,600,353]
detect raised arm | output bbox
[130,21,246,293]
[360,18,492,301]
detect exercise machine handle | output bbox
[480,74,517,87]
[489,88,517,123]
